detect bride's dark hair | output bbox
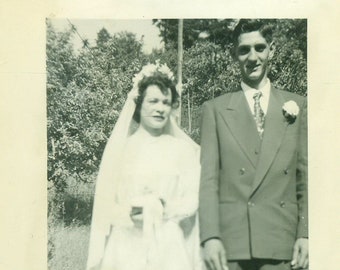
[133,72,179,123]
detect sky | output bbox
[50,19,164,54]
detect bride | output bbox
[86,61,201,270]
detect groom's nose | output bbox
[248,48,258,61]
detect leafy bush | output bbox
[47,19,307,267]
[47,21,146,224]
[48,225,90,270]
[47,19,307,226]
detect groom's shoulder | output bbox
[203,90,240,108]
[275,87,307,105]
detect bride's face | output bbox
[140,85,172,135]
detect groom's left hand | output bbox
[291,238,308,269]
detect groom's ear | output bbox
[268,41,275,60]
[230,45,237,61]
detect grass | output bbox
[49,224,91,270]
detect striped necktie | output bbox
[253,91,265,139]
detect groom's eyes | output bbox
[238,46,251,55]
[255,44,267,52]
[237,44,267,55]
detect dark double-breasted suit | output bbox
[199,85,308,260]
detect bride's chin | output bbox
[150,120,168,130]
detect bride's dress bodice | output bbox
[118,133,184,205]
[100,131,201,270]
[108,130,199,229]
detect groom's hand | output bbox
[291,238,308,269]
[203,239,228,270]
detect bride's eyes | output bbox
[148,99,171,106]
[163,100,171,106]
[148,99,158,104]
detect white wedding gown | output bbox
[99,132,201,270]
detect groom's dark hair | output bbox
[232,19,273,45]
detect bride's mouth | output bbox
[152,115,165,121]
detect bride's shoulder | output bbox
[162,134,185,145]
[126,133,140,145]
[167,136,200,169]
[164,135,198,155]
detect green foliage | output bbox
[47,19,307,227]
[46,21,77,89]
[270,40,307,96]
[183,41,239,104]
[275,19,307,59]
[269,20,307,95]
[152,19,179,49]
[47,21,146,228]
[153,19,238,50]
[95,27,111,48]
[47,18,307,266]
[48,225,90,270]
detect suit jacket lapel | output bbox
[250,86,288,195]
[219,90,261,168]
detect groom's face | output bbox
[235,31,273,87]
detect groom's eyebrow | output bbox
[237,43,267,54]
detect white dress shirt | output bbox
[241,79,271,116]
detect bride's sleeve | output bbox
[164,141,200,222]
[86,173,131,270]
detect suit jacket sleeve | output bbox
[296,98,308,238]
[199,101,221,243]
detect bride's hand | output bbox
[130,212,143,228]
[129,196,164,227]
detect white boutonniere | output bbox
[282,101,299,124]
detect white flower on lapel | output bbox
[282,100,299,124]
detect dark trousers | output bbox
[227,259,292,270]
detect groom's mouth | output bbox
[246,64,261,72]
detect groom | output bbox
[199,19,308,270]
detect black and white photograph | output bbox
[1,1,339,270]
[47,18,308,270]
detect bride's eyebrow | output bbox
[145,97,159,103]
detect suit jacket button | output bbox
[240,168,245,175]
[280,201,286,207]
[248,201,255,207]
[254,150,259,155]
[284,169,289,175]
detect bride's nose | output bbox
[155,102,166,113]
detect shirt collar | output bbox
[241,78,271,97]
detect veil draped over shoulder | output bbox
[86,86,201,270]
